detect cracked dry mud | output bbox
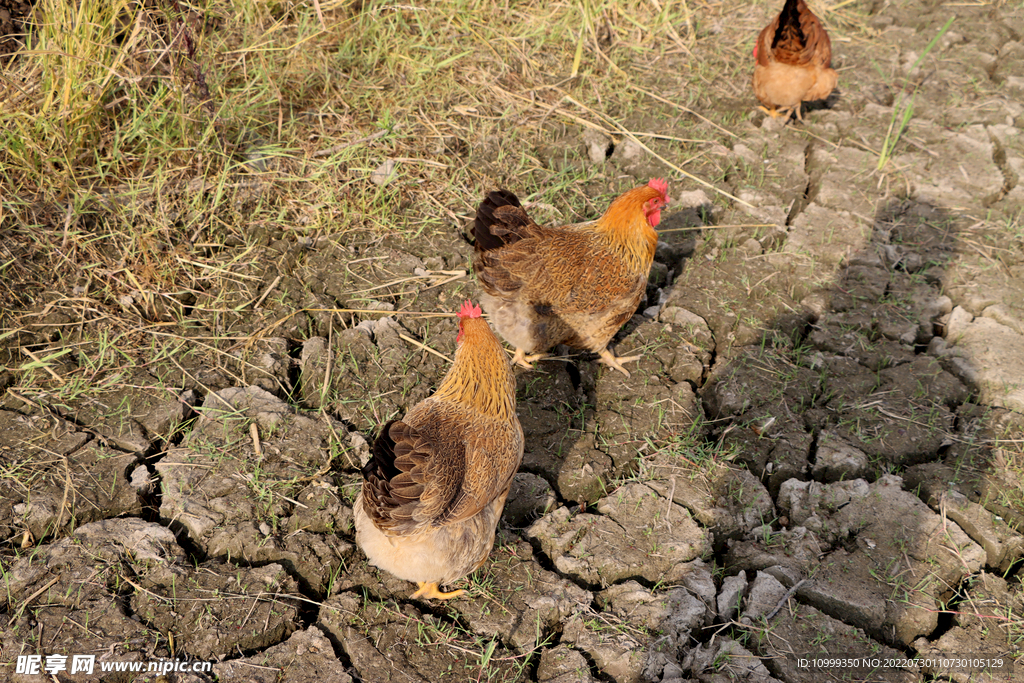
[3,1,1024,682]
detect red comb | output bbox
[457,300,483,319]
[648,178,668,199]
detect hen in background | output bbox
[354,301,523,600]
[473,179,669,378]
[753,0,837,121]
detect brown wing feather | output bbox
[755,21,775,67]
[474,232,549,297]
[361,419,438,534]
[796,1,832,68]
[361,402,521,536]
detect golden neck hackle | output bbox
[592,186,660,270]
[432,319,516,422]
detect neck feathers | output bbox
[594,186,660,269]
[433,319,516,422]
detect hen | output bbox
[354,301,523,600]
[753,0,837,121]
[472,179,669,378]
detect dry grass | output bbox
[1,0,779,385]
[0,0,744,314]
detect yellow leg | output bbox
[511,348,549,370]
[758,104,796,121]
[597,347,642,378]
[411,581,464,600]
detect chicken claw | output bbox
[597,348,642,378]
[511,348,550,369]
[411,581,464,601]
[758,104,799,121]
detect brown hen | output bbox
[354,301,523,600]
[472,179,669,378]
[753,0,837,121]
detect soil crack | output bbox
[784,141,817,227]
[985,127,1019,205]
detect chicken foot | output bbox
[758,104,803,121]
[511,348,550,369]
[597,348,642,378]
[411,581,464,600]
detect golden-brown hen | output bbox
[753,0,837,121]
[472,179,669,378]
[354,301,523,600]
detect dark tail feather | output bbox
[773,0,805,50]
[362,420,400,482]
[473,190,522,253]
